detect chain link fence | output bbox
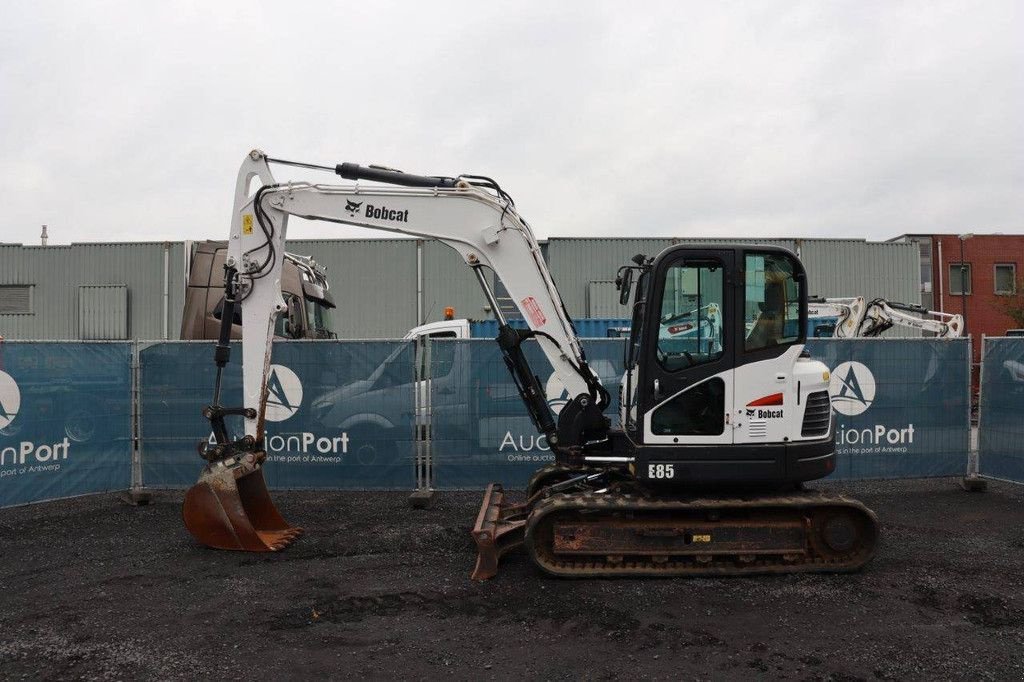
[978,336,1024,483]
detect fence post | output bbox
[121,339,151,505]
[962,334,987,492]
[410,336,435,508]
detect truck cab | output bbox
[181,241,336,340]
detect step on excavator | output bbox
[182,150,879,577]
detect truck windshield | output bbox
[306,299,336,339]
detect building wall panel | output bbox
[797,239,920,304]
[289,238,417,338]
[420,240,493,326]
[0,242,185,340]
[0,235,932,341]
[78,285,128,339]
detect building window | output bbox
[995,264,1016,295]
[949,263,971,295]
[918,240,932,293]
[0,285,33,314]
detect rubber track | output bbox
[524,491,879,578]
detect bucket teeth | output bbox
[182,457,302,553]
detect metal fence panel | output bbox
[429,338,625,489]
[0,342,132,507]
[139,340,416,490]
[978,337,1024,483]
[806,338,969,479]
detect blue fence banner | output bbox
[1,337,972,502]
[0,342,132,507]
[429,338,625,489]
[431,338,970,489]
[806,338,970,479]
[139,340,416,490]
[978,337,1024,483]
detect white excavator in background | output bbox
[808,296,963,339]
[181,150,878,580]
[807,297,868,338]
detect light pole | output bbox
[958,233,973,333]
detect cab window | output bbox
[745,253,801,351]
[655,260,725,371]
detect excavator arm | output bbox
[227,150,607,451]
[183,150,609,552]
[859,299,964,338]
[808,296,962,338]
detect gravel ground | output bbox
[1,478,1022,681]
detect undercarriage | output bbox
[471,464,879,580]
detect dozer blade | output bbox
[182,454,303,552]
[470,483,527,581]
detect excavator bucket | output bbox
[182,454,303,552]
[470,483,528,580]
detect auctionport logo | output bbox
[0,370,20,430]
[265,365,303,422]
[829,361,876,416]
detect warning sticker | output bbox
[521,296,547,327]
[242,214,254,235]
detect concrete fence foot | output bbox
[120,487,152,506]
[960,475,988,492]
[409,489,435,509]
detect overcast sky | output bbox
[1,1,1021,245]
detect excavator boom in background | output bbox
[182,150,879,577]
[808,296,963,338]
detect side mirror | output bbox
[617,268,634,305]
[286,297,304,338]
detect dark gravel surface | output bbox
[1,478,1022,681]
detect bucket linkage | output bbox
[181,267,302,552]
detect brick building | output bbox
[892,233,1024,362]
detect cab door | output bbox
[640,249,735,446]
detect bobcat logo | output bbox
[345,200,363,217]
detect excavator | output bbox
[808,296,963,338]
[182,150,879,579]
